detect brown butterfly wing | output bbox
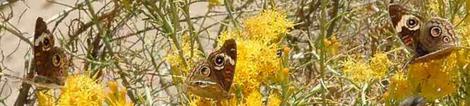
[417,18,458,53]
[33,17,69,85]
[389,4,407,28]
[49,47,70,85]
[390,5,459,63]
[34,17,53,78]
[389,4,421,52]
[208,39,236,91]
[413,18,458,63]
[186,61,231,99]
[34,17,55,52]
[412,47,455,63]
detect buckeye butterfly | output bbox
[388,4,459,63]
[186,39,237,99]
[33,17,70,85]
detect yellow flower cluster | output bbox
[408,59,456,100]
[37,90,55,106]
[268,93,282,106]
[323,36,340,56]
[384,73,413,101]
[244,91,263,105]
[59,75,105,106]
[105,81,133,106]
[386,51,464,102]
[219,30,283,95]
[342,52,391,84]
[216,9,292,103]
[243,91,281,106]
[185,9,292,105]
[208,0,223,7]
[189,96,212,106]
[426,0,442,15]
[342,58,371,84]
[36,75,136,106]
[244,9,294,43]
[166,34,204,83]
[220,9,292,93]
[370,53,391,77]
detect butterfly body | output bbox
[33,17,70,85]
[186,39,237,99]
[388,4,458,63]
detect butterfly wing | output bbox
[49,47,69,85]
[219,39,236,91]
[208,39,236,91]
[389,4,421,52]
[34,17,54,78]
[185,39,236,99]
[33,17,69,85]
[34,17,55,52]
[412,47,456,63]
[415,18,458,58]
[390,5,459,64]
[186,61,229,99]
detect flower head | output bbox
[59,75,104,106]
[244,9,293,42]
[37,90,55,106]
[324,36,340,56]
[166,34,204,83]
[244,91,262,105]
[370,52,391,79]
[385,73,414,101]
[387,51,462,103]
[342,58,372,84]
[268,93,282,106]
[407,53,458,100]
[105,81,133,106]
[342,52,390,84]
[183,9,292,104]
[208,0,223,7]
[219,31,282,95]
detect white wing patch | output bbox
[191,80,217,88]
[215,66,223,70]
[224,53,235,65]
[214,53,235,70]
[34,33,51,46]
[396,15,420,32]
